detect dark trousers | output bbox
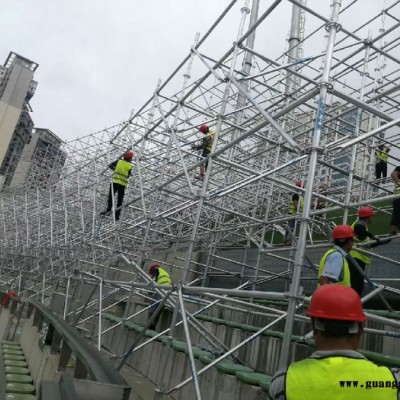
[106,183,126,219]
[349,258,367,297]
[201,150,211,170]
[375,162,387,179]
[391,198,400,228]
[285,217,296,242]
[148,293,163,330]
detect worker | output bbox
[148,263,172,330]
[318,225,355,287]
[315,184,327,210]
[284,180,304,246]
[100,150,133,221]
[375,143,390,180]
[350,207,390,296]
[390,166,400,235]
[268,285,400,400]
[149,263,171,286]
[0,290,18,310]
[191,124,214,180]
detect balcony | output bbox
[26,80,38,101]
[19,111,34,132]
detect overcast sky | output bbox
[1,1,232,141]
[1,1,389,143]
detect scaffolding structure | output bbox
[1,0,400,398]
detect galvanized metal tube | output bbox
[177,286,202,399]
[166,312,288,395]
[279,0,343,369]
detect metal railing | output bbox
[4,296,131,400]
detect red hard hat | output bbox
[358,207,374,218]
[148,263,159,275]
[332,225,354,240]
[199,124,209,133]
[124,150,134,159]
[307,285,366,321]
[295,180,303,188]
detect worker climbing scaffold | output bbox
[191,124,214,181]
[100,150,134,221]
[284,180,304,246]
[148,263,172,330]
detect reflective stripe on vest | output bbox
[288,194,304,215]
[204,131,214,152]
[112,160,132,187]
[318,248,351,287]
[286,356,397,400]
[156,268,171,286]
[375,149,389,163]
[350,219,371,264]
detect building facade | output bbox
[10,128,67,189]
[0,52,38,190]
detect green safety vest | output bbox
[394,183,400,195]
[318,248,351,287]
[203,131,214,152]
[350,220,371,264]
[112,160,132,187]
[156,267,171,286]
[375,149,389,163]
[286,356,397,400]
[288,194,304,215]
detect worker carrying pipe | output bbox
[350,207,391,296]
[317,225,356,287]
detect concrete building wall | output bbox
[0,102,21,164]
[1,62,33,107]
[10,128,66,189]
[10,134,39,187]
[0,55,36,190]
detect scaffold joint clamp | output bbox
[325,22,342,32]
[316,81,333,93]
[303,145,324,155]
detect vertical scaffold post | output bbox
[279,0,342,369]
